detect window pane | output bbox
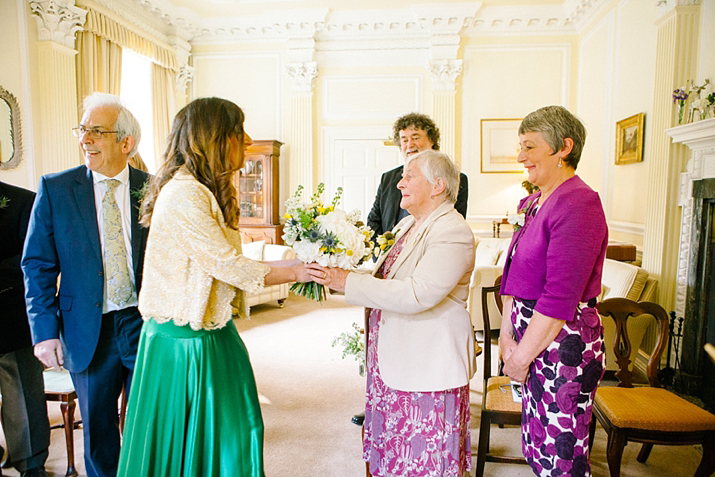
[120,49,155,173]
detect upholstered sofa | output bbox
[240,240,296,307]
[467,237,658,372]
[468,237,511,332]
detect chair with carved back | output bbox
[43,369,128,477]
[589,297,715,477]
[474,278,528,477]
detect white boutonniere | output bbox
[508,199,535,232]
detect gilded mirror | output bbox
[0,86,23,169]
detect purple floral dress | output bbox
[362,232,471,477]
[511,297,604,477]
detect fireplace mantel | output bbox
[666,117,715,150]
[666,117,715,398]
[666,118,715,318]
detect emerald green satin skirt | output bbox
[117,318,264,477]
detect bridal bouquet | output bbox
[283,183,376,301]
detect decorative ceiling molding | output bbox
[105,0,609,46]
[656,0,700,18]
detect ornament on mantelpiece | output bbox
[687,79,711,123]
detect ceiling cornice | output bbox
[104,0,609,47]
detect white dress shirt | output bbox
[92,165,138,312]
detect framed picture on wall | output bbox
[615,113,645,165]
[480,118,523,173]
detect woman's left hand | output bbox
[306,263,349,293]
[502,353,530,384]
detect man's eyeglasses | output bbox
[72,126,118,139]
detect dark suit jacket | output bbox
[0,181,36,354]
[22,165,150,373]
[366,165,469,236]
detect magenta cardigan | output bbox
[500,175,608,322]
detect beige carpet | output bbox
[0,294,707,476]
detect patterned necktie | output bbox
[102,179,133,306]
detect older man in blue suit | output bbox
[22,93,149,477]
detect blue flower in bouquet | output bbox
[282,183,376,301]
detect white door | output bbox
[323,127,401,223]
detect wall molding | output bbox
[608,220,645,236]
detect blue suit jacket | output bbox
[22,165,150,373]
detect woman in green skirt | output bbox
[117,97,311,477]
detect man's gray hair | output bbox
[82,93,141,158]
[406,149,460,204]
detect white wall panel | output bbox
[192,52,283,140]
[462,44,569,223]
[322,76,422,121]
[577,10,614,202]
[610,0,657,235]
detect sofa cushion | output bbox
[242,240,265,261]
[601,258,648,302]
[475,238,511,267]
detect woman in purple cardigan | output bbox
[499,106,608,477]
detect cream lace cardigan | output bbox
[138,169,269,330]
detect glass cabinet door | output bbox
[238,157,265,221]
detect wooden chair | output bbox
[43,369,129,477]
[43,368,80,477]
[474,282,527,477]
[589,297,715,477]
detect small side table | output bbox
[492,218,509,238]
[606,243,636,262]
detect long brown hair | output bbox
[140,97,245,229]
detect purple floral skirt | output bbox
[511,298,605,477]
[362,308,471,477]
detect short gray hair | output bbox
[519,105,587,169]
[82,93,141,158]
[406,149,460,204]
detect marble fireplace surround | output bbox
[666,117,715,396]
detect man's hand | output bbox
[34,339,64,371]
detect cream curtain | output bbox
[76,30,122,104]
[83,9,177,71]
[152,63,176,169]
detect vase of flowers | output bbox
[282,183,376,301]
[673,87,689,125]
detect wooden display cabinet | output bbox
[235,140,284,244]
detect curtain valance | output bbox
[84,9,178,72]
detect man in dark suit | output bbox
[367,113,468,236]
[0,181,50,477]
[22,93,149,477]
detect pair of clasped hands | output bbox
[304,263,349,294]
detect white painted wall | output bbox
[0,0,36,189]
[192,51,284,140]
[461,42,571,229]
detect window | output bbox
[120,49,155,173]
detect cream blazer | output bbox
[139,169,270,330]
[345,201,476,392]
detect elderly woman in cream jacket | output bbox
[308,149,476,477]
